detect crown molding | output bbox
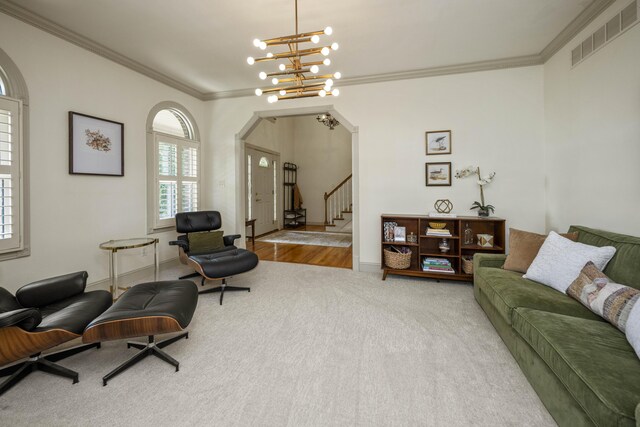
[204,54,543,100]
[0,0,615,102]
[336,54,543,88]
[204,88,254,101]
[0,0,206,100]
[540,0,616,62]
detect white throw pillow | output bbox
[626,303,640,360]
[524,231,616,293]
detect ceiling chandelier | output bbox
[316,113,340,130]
[247,0,342,103]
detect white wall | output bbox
[544,0,640,236]
[0,13,206,292]
[206,66,546,267]
[245,117,295,162]
[293,116,351,224]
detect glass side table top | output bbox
[99,238,158,251]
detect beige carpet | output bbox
[258,230,352,247]
[0,261,555,426]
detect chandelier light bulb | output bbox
[331,42,339,51]
[319,90,327,97]
[247,57,255,65]
[259,72,267,80]
[334,71,342,79]
[321,47,330,56]
[266,52,274,58]
[255,88,263,96]
[331,88,340,97]
[253,39,261,47]
[323,58,331,66]
[259,41,267,50]
[280,90,287,96]
[324,26,333,35]
[325,78,334,87]
[311,35,320,44]
[279,63,286,71]
[310,65,319,73]
[271,77,279,85]
[324,85,331,92]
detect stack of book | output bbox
[426,228,452,237]
[422,257,455,274]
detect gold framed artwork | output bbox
[426,130,452,155]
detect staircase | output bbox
[324,174,352,233]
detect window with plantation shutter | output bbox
[0,97,22,253]
[149,107,200,230]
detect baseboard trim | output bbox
[86,257,181,290]
[358,262,381,273]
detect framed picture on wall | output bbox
[69,111,124,176]
[426,130,452,155]
[426,162,452,186]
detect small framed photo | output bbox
[394,226,406,242]
[426,162,452,186]
[69,111,124,176]
[426,130,452,155]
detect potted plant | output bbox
[455,166,496,217]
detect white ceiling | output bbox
[13,0,593,95]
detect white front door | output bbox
[246,147,278,236]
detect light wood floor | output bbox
[248,225,352,269]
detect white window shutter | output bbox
[0,97,22,253]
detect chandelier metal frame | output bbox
[247,0,341,103]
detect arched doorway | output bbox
[235,105,361,271]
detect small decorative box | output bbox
[477,234,494,248]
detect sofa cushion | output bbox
[503,228,579,274]
[567,262,640,333]
[512,307,640,427]
[524,231,616,294]
[475,267,601,325]
[570,225,640,290]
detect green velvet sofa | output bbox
[474,225,640,427]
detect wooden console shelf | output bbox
[381,214,505,282]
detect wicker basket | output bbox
[384,248,412,270]
[462,256,474,274]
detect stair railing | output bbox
[324,174,352,226]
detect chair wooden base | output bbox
[0,343,101,396]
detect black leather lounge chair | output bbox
[170,211,259,305]
[0,271,112,395]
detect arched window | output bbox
[147,103,200,231]
[0,49,29,259]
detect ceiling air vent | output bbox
[606,15,621,40]
[572,46,582,66]
[622,1,638,30]
[593,26,606,49]
[572,0,638,68]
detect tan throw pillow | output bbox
[189,230,224,254]
[503,228,579,273]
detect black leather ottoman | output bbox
[83,280,198,385]
[188,248,259,305]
